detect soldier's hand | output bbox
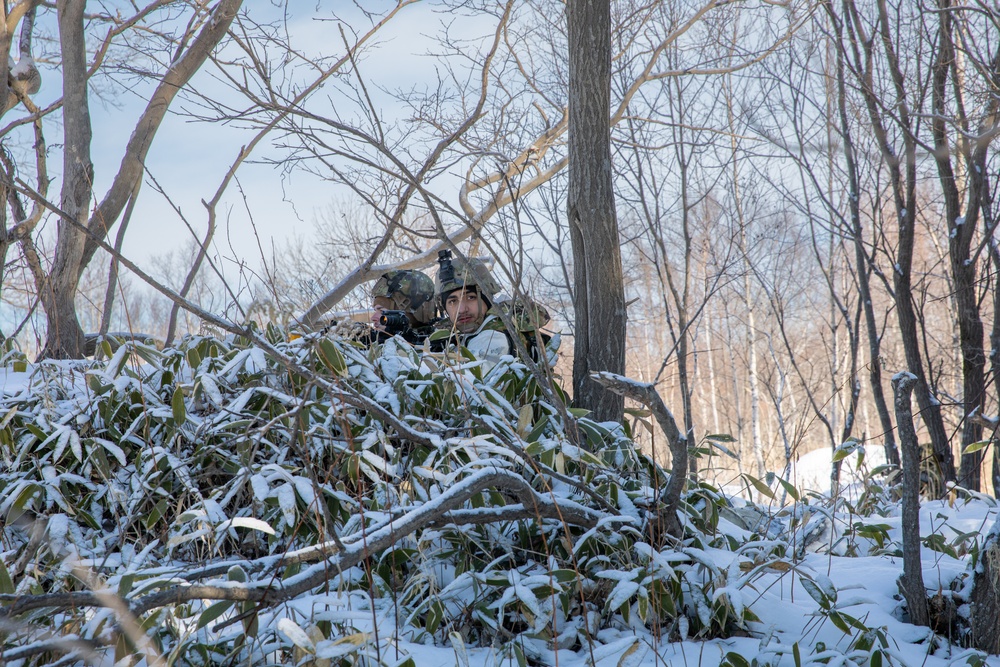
[325,319,372,341]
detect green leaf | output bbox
[133,344,164,368]
[197,600,234,629]
[567,407,590,418]
[7,483,40,524]
[0,559,14,594]
[171,387,186,424]
[130,577,178,598]
[775,476,800,502]
[524,441,544,457]
[241,601,259,637]
[513,644,528,667]
[799,576,830,608]
[705,437,740,460]
[705,433,736,443]
[742,474,775,500]
[428,329,451,342]
[426,599,444,635]
[551,569,578,584]
[525,416,549,443]
[721,652,750,667]
[228,565,248,583]
[144,499,169,530]
[832,447,852,462]
[793,642,802,667]
[215,419,256,431]
[317,339,347,375]
[0,408,14,433]
[829,610,852,634]
[963,440,992,454]
[578,421,606,448]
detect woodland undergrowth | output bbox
[0,329,991,666]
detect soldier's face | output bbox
[445,289,488,333]
[371,296,394,331]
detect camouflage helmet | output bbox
[372,270,436,324]
[435,256,502,305]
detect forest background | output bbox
[1,0,998,497]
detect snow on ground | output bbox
[790,442,889,495]
[284,500,1000,667]
[248,490,1000,667]
[0,367,30,396]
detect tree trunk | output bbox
[970,517,1000,652]
[704,316,721,436]
[745,266,764,480]
[930,0,988,490]
[567,0,626,424]
[987,186,1000,496]
[893,372,929,627]
[41,0,93,359]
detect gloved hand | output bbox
[327,320,373,341]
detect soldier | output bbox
[435,252,508,362]
[434,250,553,369]
[366,269,438,345]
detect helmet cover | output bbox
[372,270,436,324]
[435,257,501,304]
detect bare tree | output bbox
[925,0,999,490]
[828,0,957,487]
[33,0,243,358]
[287,0,806,412]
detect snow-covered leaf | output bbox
[277,483,297,527]
[277,618,315,652]
[605,579,641,613]
[218,517,275,536]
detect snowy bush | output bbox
[0,328,995,666]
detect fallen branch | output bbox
[0,468,606,620]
